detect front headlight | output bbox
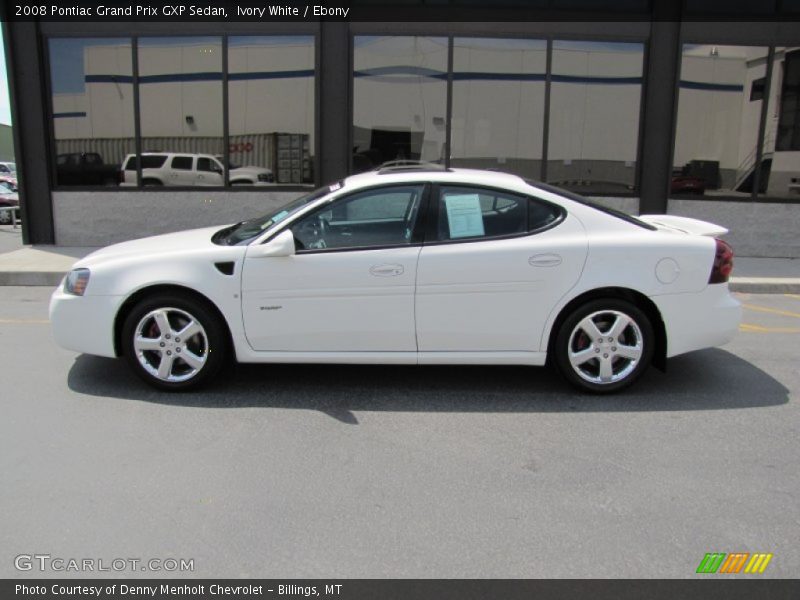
[64,268,90,296]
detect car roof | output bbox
[342,167,531,192]
[333,167,658,234]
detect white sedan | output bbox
[50,167,741,393]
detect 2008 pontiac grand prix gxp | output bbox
[50,166,741,393]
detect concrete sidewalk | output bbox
[0,241,797,292]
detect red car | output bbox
[0,183,19,225]
[670,174,706,195]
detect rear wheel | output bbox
[122,293,228,391]
[554,299,654,393]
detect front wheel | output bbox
[121,293,228,391]
[554,299,654,393]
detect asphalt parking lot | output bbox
[0,287,798,578]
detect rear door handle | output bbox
[370,264,404,277]
[529,254,562,267]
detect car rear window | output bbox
[527,180,657,231]
[124,155,168,170]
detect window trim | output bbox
[44,32,320,192]
[290,182,433,255]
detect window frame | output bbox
[43,32,320,192]
[425,182,566,247]
[349,32,648,197]
[289,182,433,255]
[670,35,800,203]
[45,35,137,193]
[671,41,773,201]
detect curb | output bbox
[0,272,65,287]
[729,279,800,294]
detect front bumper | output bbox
[49,286,123,358]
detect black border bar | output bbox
[7,0,800,23]
[3,579,800,600]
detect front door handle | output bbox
[370,264,404,277]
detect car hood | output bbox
[231,166,272,176]
[638,215,728,237]
[74,225,230,268]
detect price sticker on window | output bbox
[444,194,485,239]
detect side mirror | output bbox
[249,229,296,258]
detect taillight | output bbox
[709,238,734,284]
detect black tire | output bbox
[121,292,228,391]
[0,210,11,225]
[554,298,654,394]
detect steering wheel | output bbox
[317,216,330,238]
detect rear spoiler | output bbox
[637,215,728,237]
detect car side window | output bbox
[292,185,425,251]
[171,156,193,170]
[437,186,528,241]
[528,197,563,231]
[197,157,221,173]
[141,155,168,169]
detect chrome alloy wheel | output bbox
[132,307,208,383]
[566,309,644,385]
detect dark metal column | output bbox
[318,22,350,183]
[2,20,54,244]
[638,19,682,214]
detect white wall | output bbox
[353,36,448,162]
[53,43,135,140]
[228,41,315,149]
[675,48,749,174]
[549,45,643,164]
[54,40,315,144]
[451,40,546,162]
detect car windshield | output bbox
[526,180,656,231]
[212,182,342,246]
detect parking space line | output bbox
[742,304,800,319]
[739,323,800,334]
[0,318,50,324]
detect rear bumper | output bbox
[652,284,742,358]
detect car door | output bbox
[241,183,428,353]
[167,155,193,186]
[415,184,588,354]
[196,156,224,186]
